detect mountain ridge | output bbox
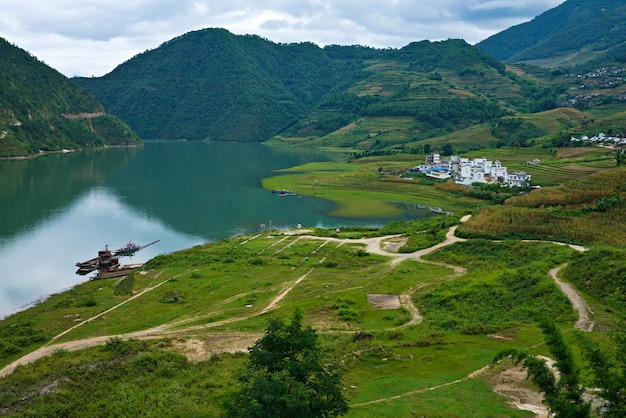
[0,37,141,158]
[74,29,512,144]
[476,0,626,68]
[75,28,355,142]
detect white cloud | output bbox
[0,0,564,77]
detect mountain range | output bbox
[74,33,512,145]
[2,0,626,157]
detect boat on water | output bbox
[74,240,159,278]
[75,245,115,274]
[91,247,142,280]
[113,240,141,256]
[113,239,160,256]
[271,189,296,196]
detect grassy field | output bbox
[1,208,623,416]
[262,160,486,217]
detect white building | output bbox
[504,171,532,187]
[426,167,451,180]
[426,153,440,166]
[418,153,532,187]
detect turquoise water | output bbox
[0,141,430,318]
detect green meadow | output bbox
[1,205,623,416]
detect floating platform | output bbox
[271,189,296,196]
[92,263,143,279]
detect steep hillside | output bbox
[276,39,606,154]
[477,0,626,68]
[75,30,525,145]
[75,28,356,142]
[0,38,141,158]
[73,26,626,153]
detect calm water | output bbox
[0,141,431,318]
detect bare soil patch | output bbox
[382,237,408,252]
[555,147,601,158]
[367,294,401,309]
[340,122,357,131]
[490,365,548,417]
[168,333,263,362]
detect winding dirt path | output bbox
[398,294,423,325]
[549,264,594,332]
[351,365,491,408]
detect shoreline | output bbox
[1,143,143,161]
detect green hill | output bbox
[74,28,357,142]
[74,27,626,155]
[75,30,527,145]
[0,38,141,158]
[476,0,626,68]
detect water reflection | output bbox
[0,187,203,318]
[0,142,432,318]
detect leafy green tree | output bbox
[617,150,625,167]
[494,316,590,417]
[225,309,348,417]
[423,143,431,154]
[576,319,626,416]
[442,143,454,156]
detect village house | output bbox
[408,153,532,188]
[570,133,626,147]
[505,171,532,188]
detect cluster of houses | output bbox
[570,133,626,147]
[407,153,532,187]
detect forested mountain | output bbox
[75,28,358,142]
[0,38,141,158]
[477,0,626,68]
[75,29,530,146]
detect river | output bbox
[0,141,431,318]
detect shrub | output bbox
[161,290,185,304]
[102,337,135,356]
[338,308,361,322]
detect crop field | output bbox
[405,123,500,153]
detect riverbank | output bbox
[0,143,143,160]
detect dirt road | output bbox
[549,264,594,332]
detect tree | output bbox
[225,309,349,417]
[576,318,626,416]
[442,143,454,156]
[617,149,625,167]
[494,316,590,417]
[423,143,431,154]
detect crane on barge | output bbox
[75,239,160,277]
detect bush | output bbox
[161,290,185,304]
[102,337,135,356]
[338,308,361,322]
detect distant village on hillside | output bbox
[407,153,532,188]
[570,132,626,146]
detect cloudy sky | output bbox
[1,0,564,77]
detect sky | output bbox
[1,0,564,78]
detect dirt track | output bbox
[549,264,594,331]
[0,210,594,408]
